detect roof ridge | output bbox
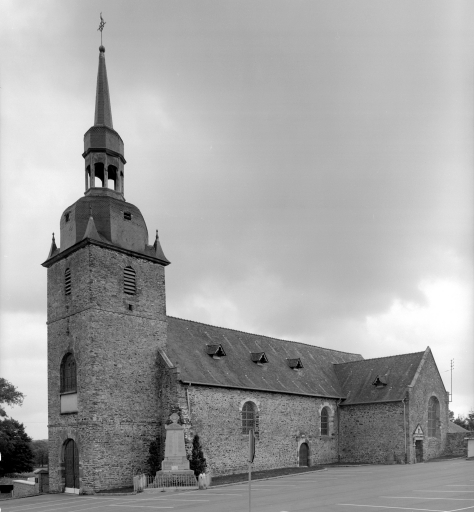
[167,315,363,357]
[333,350,425,366]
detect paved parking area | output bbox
[1,459,472,512]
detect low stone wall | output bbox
[12,480,39,499]
[444,432,473,457]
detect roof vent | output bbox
[287,358,303,370]
[206,344,226,359]
[372,375,387,388]
[251,352,268,365]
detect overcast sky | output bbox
[1,0,472,440]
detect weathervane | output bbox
[98,13,106,45]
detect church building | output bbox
[43,45,449,494]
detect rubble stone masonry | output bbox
[47,243,167,493]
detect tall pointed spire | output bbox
[94,46,113,128]
[83,44,126,198]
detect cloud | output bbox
[0,312,47,439]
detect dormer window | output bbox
[206,344,226,359]
[287,358,303,370]
[251,352,268,365]
[124,211,132,221]
[372,375,387,388]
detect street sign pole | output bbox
[248,429,255,512]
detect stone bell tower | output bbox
[43,44,170,494]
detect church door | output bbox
[64,439,80,493]
[299,442,309,466]
[415,440,423,463]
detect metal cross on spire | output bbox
[98,12,106,45]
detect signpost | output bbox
[248,429,255,512]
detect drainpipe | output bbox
[402,397,407,464]
[185,383,192,420]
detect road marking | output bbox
[194,492,242,496]
[383,496,474,501]
[138,499,209,502]
[250,484,298,487]
[448,485,474,487]
[414,490,474,493]
[110,506,173,509]
[339,505,450,511]
[0,496,91,512]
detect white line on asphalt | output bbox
[382,496,474,501]
[414,490,474,493]
[0,496,93,512]
[248,484,298,487]
[194,493,242,496]
[449,506,474,511]
[448,485,474,487]
[134,499,210,502]
[339,505,449,511]
[109,506,173,509]
[41,501,136,512]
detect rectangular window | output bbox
[124,211,132,220]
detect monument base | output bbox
[152,470,197,490]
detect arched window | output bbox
[124,266,136,295]
[321,407,329,435]
[428,396,440,437]
[61,353,77,393]
[65,268,71,295]
[242,401,257,435]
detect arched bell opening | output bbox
[94,162,106,187]
[108,165,118,190]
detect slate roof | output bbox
[165,317,363,398]
[95,45,113,128]
[448,421,469,433]
[333,350,426,405]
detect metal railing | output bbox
[134,473,197,492]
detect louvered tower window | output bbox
[124,266,136,295]
[242,401,257,435]
[65,268,71,295]
[60,353,77,393]
[321,407,329,435]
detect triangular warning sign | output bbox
[413,424,424,436]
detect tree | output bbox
[0,378,24,417]
[453,415,467,429]
[189,434,207,477]
[466,410,474,431]
[0,418,34,476]
[30,439,49,467]
[146,437,164,476]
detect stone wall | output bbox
[339,401,407,464]
[407,349,449,462]
[444,432,472,457]
[48,243,167,493]
[156,359,341,476]
[12,480,38,499]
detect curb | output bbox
[209,467,328,488]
